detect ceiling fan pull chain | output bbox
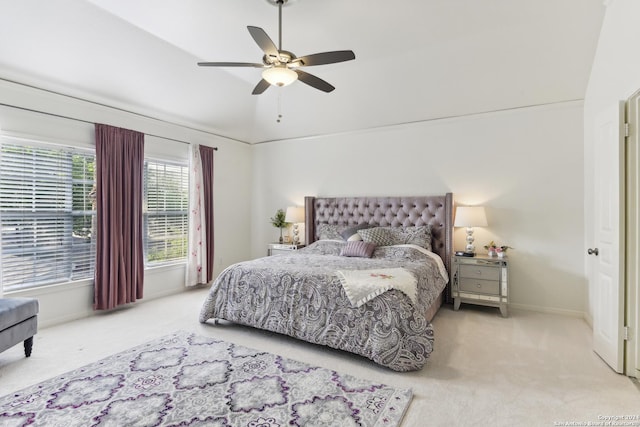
[277,90,283,123]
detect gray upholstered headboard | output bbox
[304,194,454,303]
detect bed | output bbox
[199,194,453,371]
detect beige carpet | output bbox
[1,287,638,426]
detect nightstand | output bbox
[267,243,305,256]
[453,255,509,317]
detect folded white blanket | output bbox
[335,268,418,308]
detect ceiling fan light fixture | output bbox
[262,66,298,87]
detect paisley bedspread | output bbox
[198,240,448,371]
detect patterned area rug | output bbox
[0,331,412,426]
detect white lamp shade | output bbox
[262,66,298,87]
[454,206,488,227]
[285,206,305,223]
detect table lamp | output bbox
[285,206,305,245]
[454,206,488,255]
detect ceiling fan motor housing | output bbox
[263,50,296,67]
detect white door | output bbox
[591,102,625,373]
[625,91,640,378]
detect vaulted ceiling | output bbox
[0,0,604,144]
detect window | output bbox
[0,139,190,292]
[0,141,96,292]
[143,160,189,265]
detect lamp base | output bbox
[464,227,476,254]
[292,224,300,245]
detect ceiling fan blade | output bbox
[252,79,271,95]
[247,26,279,58]
[293,50,355,67]
[295,69,335,93]
[198,62,265,68]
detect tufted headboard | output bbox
[304,194,454,302]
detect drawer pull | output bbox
[476,283,482,288]
[476,270,482,275]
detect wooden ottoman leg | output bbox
[24,336,34,357]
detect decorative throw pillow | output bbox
[357,225,433,250]
[316,223,345,240]
[357,227,396,246]
[339,241,377,258]
[396,225,433,251]
[340,223,371,241]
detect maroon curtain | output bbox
[199,145,215,283]
[94,124,145,310]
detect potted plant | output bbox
[484,241,513,258]
[270,209,289,243]
[495,245,513,258]
[484,241,498,257]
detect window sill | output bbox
[4,278,93,298]
[144,261,187,272]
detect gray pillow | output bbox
[316,223,346,240]
[340,241,377,258]
[357,225,432,251]
[357,227,396,246]
[398,225,432,251]
[340,223,371,241]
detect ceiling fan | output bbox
[197,0,355,95]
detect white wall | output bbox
[584,0,640,322]
[252,102,586,315]
[0,79,253,327]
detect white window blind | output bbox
[143,160,189,265]
[0,141,96,292]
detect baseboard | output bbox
[38,310,94,329]
[509,302,586,318]
[583,312,593,328]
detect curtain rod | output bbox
[0,102,218,151]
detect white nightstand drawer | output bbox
[458,292,501,303]
[459,278,500,295]
[459,264,500,281]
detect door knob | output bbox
[587,248,599,256]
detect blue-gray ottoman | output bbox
[0,298,39,357]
